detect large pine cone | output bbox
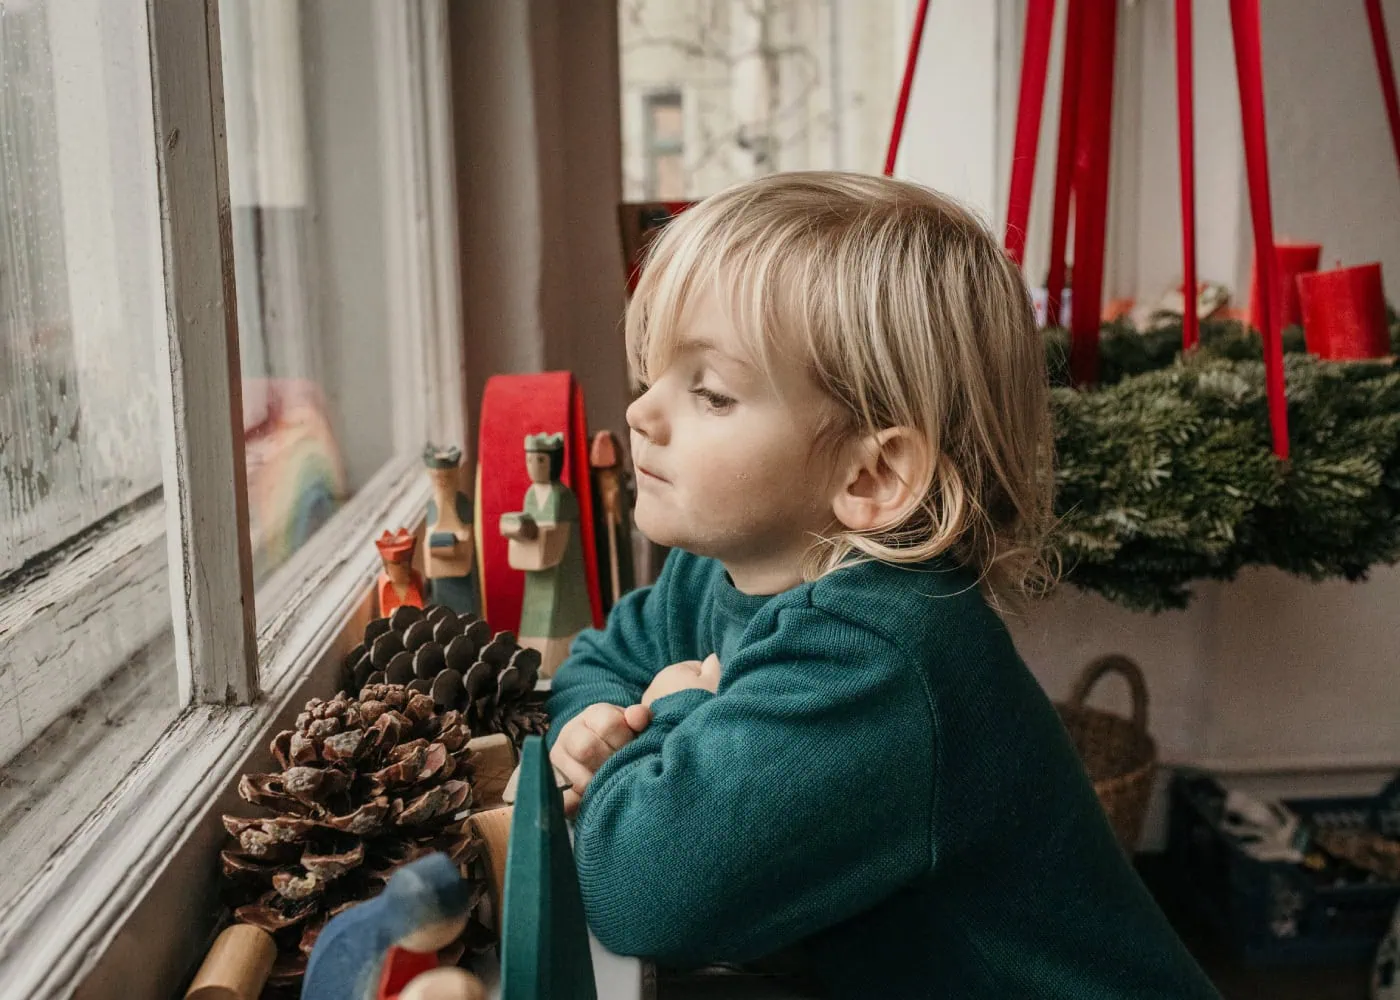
[343,604,548,748]
[221,685,493,987]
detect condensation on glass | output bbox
[619,0,903,201]
[0,0,179,911]
[219,0,397,585]
[0,0,166,574]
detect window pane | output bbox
[649,95,683,146]
[1,0,166,573]
[220,0,398,585]
[654,153,687,201]
[620,0,901,200]
[0,0,179,912]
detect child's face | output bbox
[626,289,842,594]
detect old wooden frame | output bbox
[148,0,259,706]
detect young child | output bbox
[546,172,1219,999]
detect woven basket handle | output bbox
[1066,654,1150,734]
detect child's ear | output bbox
[830,427,933,534]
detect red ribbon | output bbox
[1068,0,1118,386]
[885,0,931,176]
[1045,0,1085,328]
[1004,0,1057,265]
[1366,0,1400,182]
[1176,0,1199,351]
[1229,0,1289,459]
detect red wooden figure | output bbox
[376,528,426,618]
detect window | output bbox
[0,0,178,911]
[0,1,464,995]
[643,90,686,199]
[619,0,903,201]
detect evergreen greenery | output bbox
[1047,312,1400,611]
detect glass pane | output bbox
[654,153,687,201]
[620,0,902,200]
[649,95,683,146]
[0,0,179,911]
[1,0,166,573]
[219,0,398,585]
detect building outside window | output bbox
[642,89,686,199]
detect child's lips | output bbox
[637,465,669,484]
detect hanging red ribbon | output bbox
[1229,0,1289,459]
[1045,0,1085,328]
[1068,0,1118,386]
[1365,0,1400,182]
[1176,0,1199,351]
[1004,0,1057,264]
[884,0,931,176]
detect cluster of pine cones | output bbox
[343,604,548,746]
[220,604,549,989]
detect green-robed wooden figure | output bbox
[498,434,592,678]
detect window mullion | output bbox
[147,0,258,706]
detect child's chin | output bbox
[634,509,685,551]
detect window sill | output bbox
[0,455,429,1000]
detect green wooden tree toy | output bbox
[500,736,596,1000]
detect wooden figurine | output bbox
[588,430,634,611]
[424,444,479,615]
[302,853,484,1000]
[376,528,426,617]
[498,434,593,677]
[500,736,597,1000]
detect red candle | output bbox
[1296,262,1390,360]
[1248,241,1321,331]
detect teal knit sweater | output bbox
[546,550,1220,999]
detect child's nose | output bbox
[626,385,668,445]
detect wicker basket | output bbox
[1055,654,1158,852]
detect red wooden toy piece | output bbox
[376,528,426,617]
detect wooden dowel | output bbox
[185,924,276,1000]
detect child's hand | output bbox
[641,654,722,709]
[550,702,652,816]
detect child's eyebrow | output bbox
[676,337,756,371]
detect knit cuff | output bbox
[647,688,713,729]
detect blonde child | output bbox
[546,172,1219,999]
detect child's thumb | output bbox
[623,703,652,733]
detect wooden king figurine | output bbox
[499,433,592,678]
[376,528,426,617]
[423,444,479,616]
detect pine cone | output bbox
[342,604,548,747]
[221,685,494,987]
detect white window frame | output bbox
[0,1,466,996]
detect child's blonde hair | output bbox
[626,171,1056,604]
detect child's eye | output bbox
[689,386,736,413]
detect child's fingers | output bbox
[562,788,582,818]
[579,703,638,752]
[550,747,594,801]
[623,703,652,732]
[559,725,615,774]
[698,653,722,689]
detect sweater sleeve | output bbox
[544,551,677,748]
[569,602,936,964]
